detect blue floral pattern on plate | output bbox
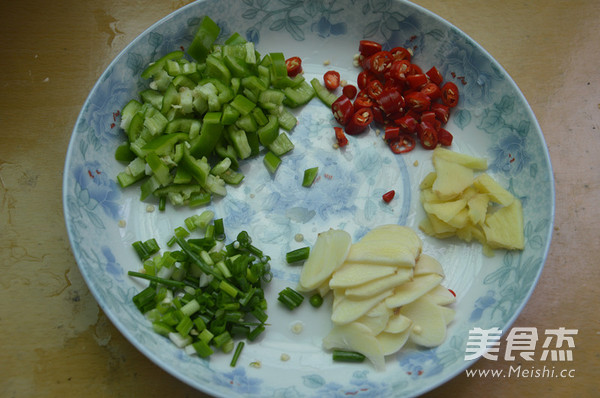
[63,1,554,397]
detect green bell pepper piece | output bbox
[224,32,246,46]
[268,132,294,156]
[235,114,258,133]
[141,50,185,79]
[310,77,337,107]
[220,169,244,185]
[174,166,193,184]
[180,148,210,185]
[227,126,252,160]
[257,115,279,146]
[223,55,250,78]
[142,133,187,156]
[283,81,315,108]
[161,83,179,114]
[140,89,163,110]
[205,55,232,83]
[263,151,281,174]
[188,16,220,63]
[140,175,162,200]
[230,94,256,115]
[251,107,268,127]
[146,152,173,186]
[120,99,142,131]
[164,118,201,136]
[189,112,224,158]
[115,143,136,162]
[221,104,240,125]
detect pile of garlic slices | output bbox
[296,225,455,370]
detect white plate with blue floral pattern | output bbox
[63,0,555,396]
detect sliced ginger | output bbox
[419,147,525,254]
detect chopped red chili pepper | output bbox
[353,90,375,111]
[342,84,358,100]
[421,82,441,100]
[410,63,423,75]
[331,95,354,126]
[406,73,428,90]
[387,59,412,81]
[431,102,450,124]
[426,66,443,85]
[365,51,393,75]
[437,128,453,146]
[405,91,431,112]
[420,111,437,126]
[285,56,303,77]
[334,126,348,147]
[345,107,373,135]
[358,40,382,58]
[376,87,403,115]
[366,79,385,100]
[371,106,385,125]
[382,190,395,203]
[441,82,459,107]
[325,39,458,156]
[384,125,401,141]
[390,47,411,61]
[418,122,438,149]
[356,70,374,90]
[395,113,419,133]
[324,70,341,91]
[389,134,416,154]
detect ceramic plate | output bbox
[63,0,555,396]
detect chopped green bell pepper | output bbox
[190,112,224,157]
[257,115,279,146]
[188,16,220,63]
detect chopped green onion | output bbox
[132,238,160,261]
[128,271,186,289]
[214,218,226,241]
[251,307,268,324]
[128,216,272,363]
[277,287,304,310]
[158,195,167,211]
[176,316,194,336]
[286,246,310,264]
[180,299,201,317]
[192,339,214,358]
[220,280,239,297]
[198,328,214,344]
[332,350,366,363]
[132,286,156,311]
[214,331,233,349]
[248,324,266,341]
[309,293,324,308]
[152,321,174,336]
[132,241,150,261]
[230,341,245,367]
[173,226,190,239]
